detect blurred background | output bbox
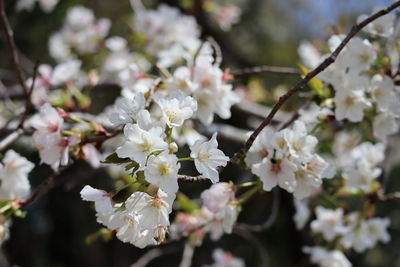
[1,0,400,266]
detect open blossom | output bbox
[338,37,376,72]
[341,215,390,253]
[293,199,310,230]
[116,123,168,166]
[80,185,115,225]
[358,7,395,38]
[334,89,371,122]
[16,0,59,13]
[109,93,146,126]
[369,74,396,112]
[0,150,34,200]
[245,127,274,166]
[373,112,399,142]
[343,162,381,192]
[34,132,79,170]
[49,6,110,61]
[30,103,63,134]
[303,247,352,267]
[252,158,297,193]
[204,248,245,267]
[311,207,347,242]
[190,133,229,183]
[201,182,235,213]
[133,4,200,67]
[283,120,318,163]
[155,92,197,128]
[50,60,82,86]
[144,151,180,194]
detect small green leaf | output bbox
[176,193,199,213]
[298,63,330,98]
[125,161,139,172]
[101,152,131,164]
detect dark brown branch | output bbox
[20,171,59,208]
[231,65,300,77]
[228,1,400,165]
[0,0,30,98]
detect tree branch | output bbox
[228,1,400,165]
[0,0,30,98]
[231,65,300,77]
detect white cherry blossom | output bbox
[190,133,229,183]
[144,151,180,194]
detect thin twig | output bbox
[207,36,222,67]
[228,1,400,165]
[0,0,30,98]
[177,175,209,182]
[231,65,300,77]
[236,188,280,231]
[20,171,60,208]
[233,226,269,267]
[0,128,23,151]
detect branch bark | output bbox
[0,0,30,98]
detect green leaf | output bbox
[101,152,131,164]
[298,63,330,98]
[176,193,199,213]
[125,161,139,172]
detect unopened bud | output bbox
[169,142,178,153]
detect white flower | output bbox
[50,60,82,85]
[343,162,381,193]
[245,127,274,166]
[341,215,390,253]
[116,123,168,166]
[201,182,235,213]
[334,89,371,122]
[0,150,34,200]
[125,190,174,230]
[30,103,63,134]
[293,166,322,199]
[144,151,180,194]
[105,36,127,52]
[251,158,297,193]
[369,74,396,112]
[109,93,146,126]
[204,248,245,267]
[284,120,318,163]
[33,132,79,170]
[358,7,395,38]
[190,133,229,183]
[350,142,385,167]
[303,247,352,267]
[366,217,390,245]
[298,41,321,69]
[373,112,399,142]
[293,198,310,230]
[338,38,376,72]
[155,92,197,128]
[310,206,347,242]
[66,6,95,30]
[214,4,242,31]
[166,67,198,94]
[80,185,115,226]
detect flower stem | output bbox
[178,157,194,162]
[238,182,262,204]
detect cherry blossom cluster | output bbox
[246,120,333,199]
[170,182,239,244]
[49,6,111,62]
[2,1,400,266]
[16,0,59,13]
